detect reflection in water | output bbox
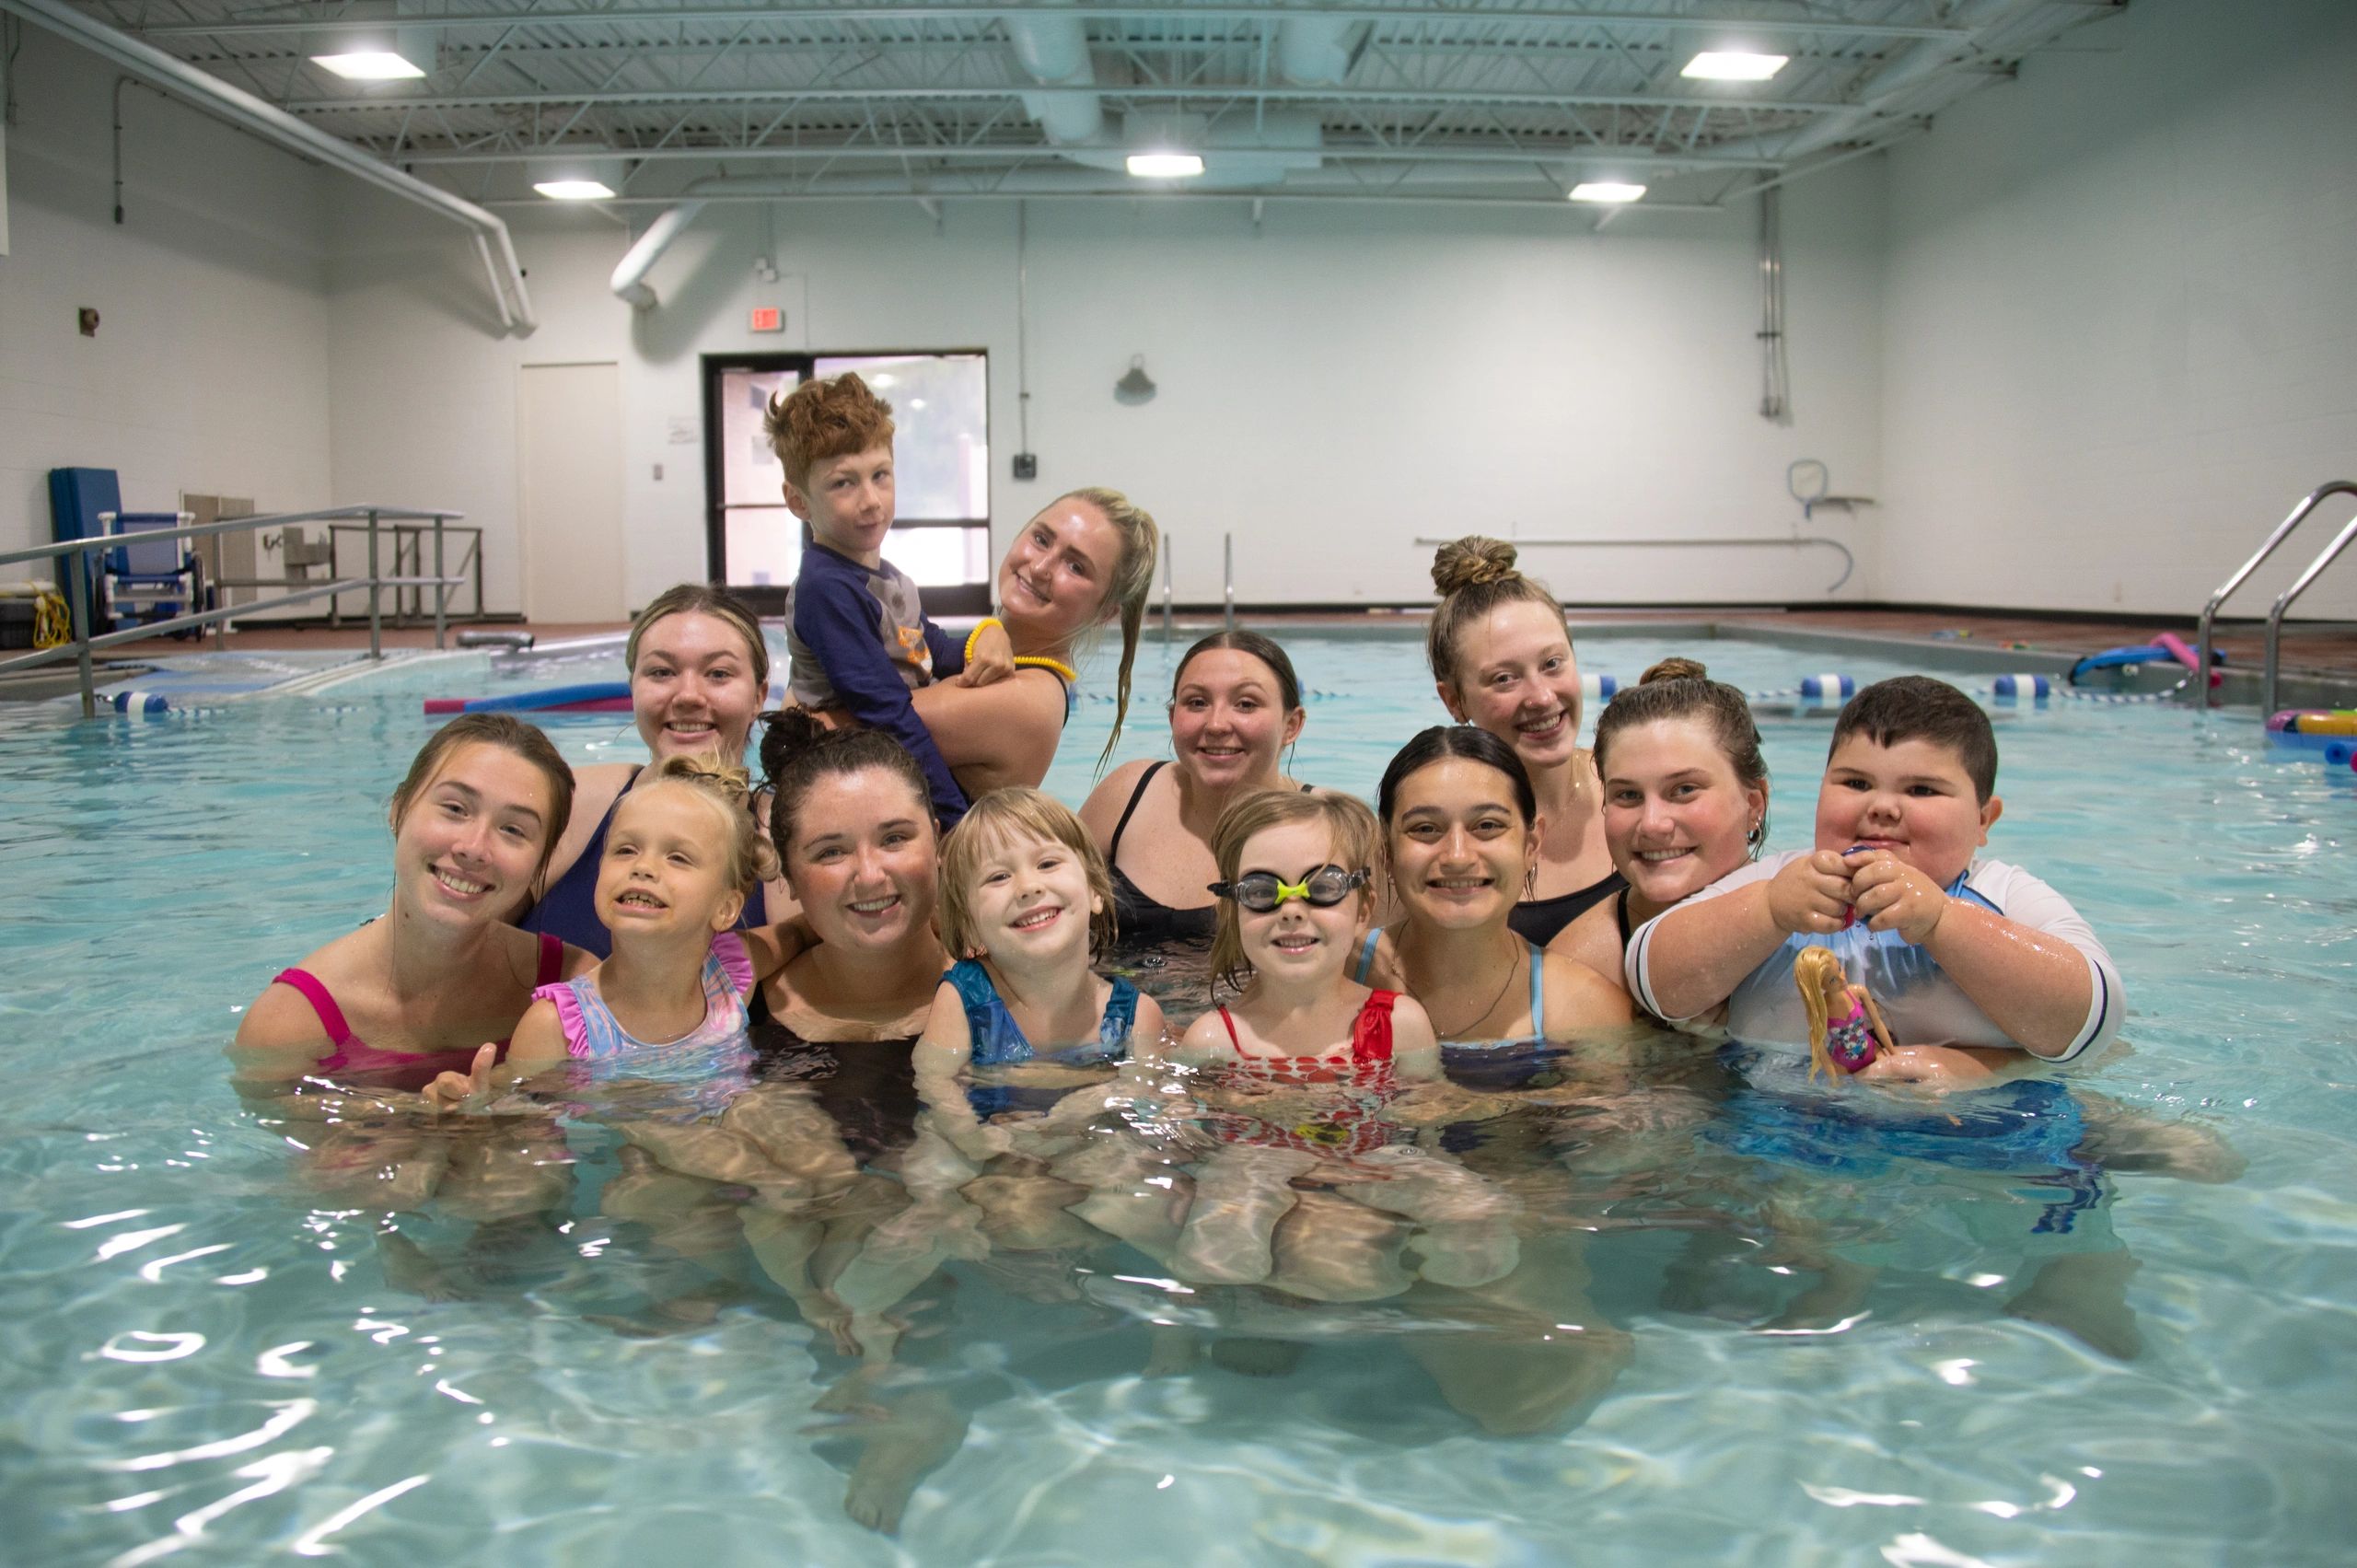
[215,989,2240,1545]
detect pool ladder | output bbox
[2194,481,2357,717]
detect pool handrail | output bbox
[0,504,467,718]
[2262,496,2357,720]
[2195,481,2357,712]
[1411,532,1856,594]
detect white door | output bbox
[517,362,626,623]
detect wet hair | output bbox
[764,371,896,493]
[1830,675,1998,803]
[757,708,936,866]
[1592,657,1771,854]
[625,584,771,697]
[1171,629,1304,714]
[1206,791,1381,994]
[936,786,1117,961]
[1376,725,1538,830]
[1425,536,1573,692]
[389,714,576,909]
[1047,487,1160,773]
[632,751,783,894]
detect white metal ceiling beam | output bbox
[281,82,1856,113]
[385,139,1785,169]
[128,3,1979,43]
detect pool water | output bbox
[3,630,2355,1565]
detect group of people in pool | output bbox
[225,370,2228,1531]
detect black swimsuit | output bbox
[1506,868,1627,948]
[744,985,922,1166]
[1106,761,1218,948]
[1106,761,1314,949]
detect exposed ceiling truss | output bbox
[64,0,2130,210]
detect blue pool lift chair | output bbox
[98,511,206,636]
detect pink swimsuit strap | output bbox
[277,933,563,1072]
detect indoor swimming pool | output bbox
[3,628,2352,1565]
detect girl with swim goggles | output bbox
[1161,792,1520,1294]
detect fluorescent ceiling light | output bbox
[1682,51,1789,81]
[534,180,616,201]
[311,51,427,80]
[1126,152,1205,179]
[1568,181,1646,203]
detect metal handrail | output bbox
[0,504,466,717]
[2264,505,2357,719]
[1223,532,1236,631]
[2194,481,2357,711]
[1412,532,1856,594]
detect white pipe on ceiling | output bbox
[610,199,708,309]
[1274,15,1363,87]
[1005,4,1104,145]
[0,0,536,333]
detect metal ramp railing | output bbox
[2194,481,2357,714]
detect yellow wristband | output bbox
[963,617,1004,662]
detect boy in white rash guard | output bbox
[1627,676,2121,1077]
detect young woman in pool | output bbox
[1077,629,1315,952]
[234,714,595,1090]
[1552,657,1770,1002]
[1354,726,1631,1044]
[1424,537,1620,946]
[772,489,1160,810]
[523,584,781,956]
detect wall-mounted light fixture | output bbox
[1114,355,1157,403]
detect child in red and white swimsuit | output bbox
[1164,793,1520,1296]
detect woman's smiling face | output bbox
[392,741,557,925]
[1170,647,1304,788]
[631,610,764,763]
[1441,601,1585,772]
[1600,715,1765,906]
[998,495,1122,646]
[1387,757,1537,933]
[784,768,939,951]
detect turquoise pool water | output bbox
[3,629,2354,1565]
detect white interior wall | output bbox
[1878,0,2357,620]
[0,29,332,561]
[328,166,1884,616]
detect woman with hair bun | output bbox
[1551,657,1770,998]
[1422,538,1622,946]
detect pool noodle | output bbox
[424,681,633,715]
[2153,632,2224,689]
[2326,741,2356,768]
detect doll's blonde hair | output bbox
[1794,944,1849,1081]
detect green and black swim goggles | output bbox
[1206,865,1370,913]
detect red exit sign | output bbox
[749,307,784,333]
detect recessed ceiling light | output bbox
[1682,51,1789,81]
[311,51,427,80]
[1126,153,1205,179]
[534,180,616,201]
[1568,181,1646,203]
